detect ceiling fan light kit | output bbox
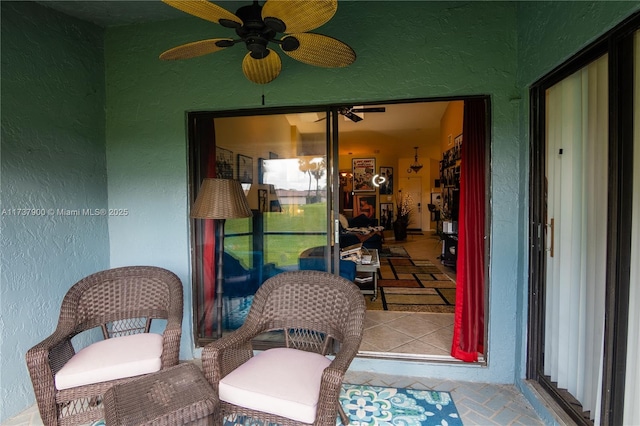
[160,0,355,84]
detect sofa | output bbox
[339,214,384,251]
[298,246,357,282]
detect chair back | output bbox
[245,270,365,354]
[57,266,183,339]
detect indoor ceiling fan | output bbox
[315,106,387,123]
[159,0,356,84]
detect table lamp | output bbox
[191,178,252,338]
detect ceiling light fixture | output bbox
[407,146,423,173]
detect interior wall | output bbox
[441,101,465,152]
[0,2,109,420]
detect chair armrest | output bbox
[316,337,362,424]
[327,337,361,374]
[160,324,182,368]
[26,330,77,424]
[201,325,259,388]
[317,337,362,396]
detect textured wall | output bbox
[104,0,521,380]
[517,1,640,88]
[2,0,637,421]
[0,2,109,421]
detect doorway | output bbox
[404,177,422,230]
[188,98,489,362]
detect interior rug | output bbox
[378,246,411,258]
[368,259,456,313]
[220,384,463,425]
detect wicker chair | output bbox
[202,270,365,426]
[26,266,183,426]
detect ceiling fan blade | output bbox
[280,33,355,68]
[351,107,386,113]
[242,49,282,84]
[262,0,337,33]
[343,110,363,122]
[162,0,242,27]
[159,39,233,60]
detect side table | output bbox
[103,363,218,426]
[354,249,380,301]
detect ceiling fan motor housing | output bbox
[235,2,281,58]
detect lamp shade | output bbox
[191,178,252,219]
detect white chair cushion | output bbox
[55,333,163,390]
[219,347,331,424]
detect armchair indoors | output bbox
[25,266,183,426]
[201,270,366,426]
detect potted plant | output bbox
[394,190,413,241]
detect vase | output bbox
[393,221,408,241]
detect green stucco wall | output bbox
[104,0,521,380]
[1,0,638,422]
[0,2,109,420]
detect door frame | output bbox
[527,12,638,424]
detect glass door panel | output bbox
[623,29,640,426]
[190,111,331,343]
[543,53,608,422]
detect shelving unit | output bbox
[354,249,379,301]
[439,134,462,269]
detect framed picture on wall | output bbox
[379,166,393,195]
[380,202,394,230]
[352,158,376,192]
[354,194,376,219]
[216,147,234,179]
[237,154,253,184]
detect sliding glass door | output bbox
[528,15,639,425]
[624,29,640,426]
[189,110,335,343]
[544,54,609,423]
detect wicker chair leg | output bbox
[338,402,349,425]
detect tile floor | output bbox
[2,232,547,425]
[2,370,545,426]
[359,231,457,359]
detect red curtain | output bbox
[201,139,218,337]
[451,98,486,362]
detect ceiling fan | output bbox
[159,0,356,84]
[315,106,387,123]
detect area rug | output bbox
[219,384,463,425]
[338,384,462,425]
[368,258,457,313]
[378,246,411,258]
[90,384,462,426]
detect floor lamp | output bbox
[191,178,252,339]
